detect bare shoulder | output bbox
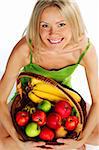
[0,37,30,103]
[81,41,99,103]
[82,42,98,71]
[4,36,30,78]
[12,36,30,63]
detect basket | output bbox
[10,72,87,144]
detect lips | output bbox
[48,38,64,44]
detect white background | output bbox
[0,1,99,149]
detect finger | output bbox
[35,148,48,150]
[45,144,54,147]
[38,145,54,150]
[22,141,45,148]
[43,147,54,150]
[45,145,70,150]
[52,145,74,150]
[45,146,56,150]
[45,145,56,149]
[57,138,74,144]
[32,141,46,146]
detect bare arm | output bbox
[81,43,99,141]
[0,37,30,142]
[48,40,99,149]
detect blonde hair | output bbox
[26,0,86,49]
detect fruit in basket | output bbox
[32,110,46,126]
[11,72,87,142]
[25,122,41,137]
[39,127,54,141]
[33,90,64,102]
[33,82,66,98]
[46,112,62,129]
[31,78,44,86]
[55,126,67,138]
[28,91,43,103]
[37,100,51,112]
[54,100,72,119]
[65,116,79,131]
[16,111,29,126]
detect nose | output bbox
[49,26,58,35]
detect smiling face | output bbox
[39,6,72,50]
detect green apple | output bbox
[25,122,41,137]
[38,100,51,112]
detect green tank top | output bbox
[22,39,91,88]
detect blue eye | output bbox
[42,24,49,28]
[58,23,66,27]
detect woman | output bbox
[0,0,99,149]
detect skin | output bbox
[0,6,99,150]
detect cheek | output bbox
[40,29,48,39]
[63,29,72,39]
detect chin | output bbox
[47,42,65,50]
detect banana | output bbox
[63,87,81,102]
[28,91,43,103]
[32,84,74,107]
[29,80,79,107]
[31,78,44,86]
[33,82,66,98]
[32,90,64,102]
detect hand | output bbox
[17,140,53,150]
[45,138,85,150]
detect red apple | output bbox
[16,111,29,126]
[46,112,62,129]
[32,110,46,126]
[39,127,54,141]
[71,116,79,125]
[55,100,72,119]
[65,116,79,131]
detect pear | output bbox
[55,126,67,138]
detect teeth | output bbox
[48,38,63,44]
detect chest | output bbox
[32,49,81,70]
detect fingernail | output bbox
[57,139,62,142]
[38,142,45,145]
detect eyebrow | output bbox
[40,21,49,24]
[40,20,66,24]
